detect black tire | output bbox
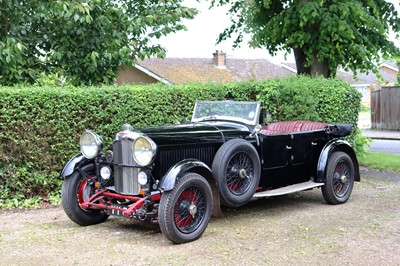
[61,164,109,226]
[212,139,261,208]
[322,151,355,205]
[158,172,212,244]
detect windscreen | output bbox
[191,101,260,125]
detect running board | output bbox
[253,181,325,198]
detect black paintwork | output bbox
[137,121,254,180]
[140,120,358,189]
[141,121,252,145]
[61,119,359,192]
[258,129,329,189]
[59,102,360,244]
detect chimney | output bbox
[213,50,226,69]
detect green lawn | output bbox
[358,152,400,172]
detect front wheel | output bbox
[61,164,109,226]
[322,152,355,205]
[158,172,213,244]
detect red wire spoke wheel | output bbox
[61,164,109,226]
[159,172,212,244]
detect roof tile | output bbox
[137,58,294,84]
[134,58,398,85]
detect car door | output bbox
[260,134,291,169]
[291,130,327,165]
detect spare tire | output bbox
[212,139,261,208]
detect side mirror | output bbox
[251,124,262,136]
[250,124,262,146]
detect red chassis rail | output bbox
[80,190,161,217]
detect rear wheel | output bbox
[322,152,355,205]
[159,172,212,244]
[61,164,109,226]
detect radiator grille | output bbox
[113,140,140,195]
[153,144,217,178]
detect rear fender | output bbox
[159,158,223,218]
[316,140,360,182]
[61,154,91,177]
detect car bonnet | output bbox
[140,122,251,146]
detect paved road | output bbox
[369,139,400,155]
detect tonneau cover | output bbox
[329,124,353,137]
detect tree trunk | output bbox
[293,48,310,75]
[293,48,334,78]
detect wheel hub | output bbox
[239,169,249,179]
[189,203,197,218]
[340,175,347,184]
[178,199,197,218]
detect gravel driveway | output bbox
[1,172,399,265]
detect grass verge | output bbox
[358,151,400,172]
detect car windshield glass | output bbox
[191,101,261,125]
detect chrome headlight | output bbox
[132,136,157,166]
[80,130,103,159]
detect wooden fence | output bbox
[371,86,400,130]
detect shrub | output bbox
[0,77,362,207]
[256,76,365,154]
[257,76,361,125]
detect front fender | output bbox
[159,158,223,218]
[61,154,90,177]
[159,159,213,192]
[317,139,360,182]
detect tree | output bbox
[396,57,400,84]
[212,0,400,78]
[397,62,400,84]
[0,0,196,85]
[0,1,41,85]
[397,63,400,84]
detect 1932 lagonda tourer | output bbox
[61,101,360,244]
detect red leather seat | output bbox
[260,121,328,135]
[300,121,329,131]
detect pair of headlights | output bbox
[80,130,157,166]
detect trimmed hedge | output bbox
[0,76,362,207]
[258,76,361,124]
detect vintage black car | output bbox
[61,101,360,244]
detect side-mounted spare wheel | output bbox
[212,139,261,208]
[158,172,213,244]
[61,164,109,226]
[322,151,355,204]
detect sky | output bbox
[155,0,400,64]
[156,0,288,62]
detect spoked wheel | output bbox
[212,139,261,208]
[322,152,355,204]
[159,172,212,244]
[226,152,254,195]
[61,164,109,226]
